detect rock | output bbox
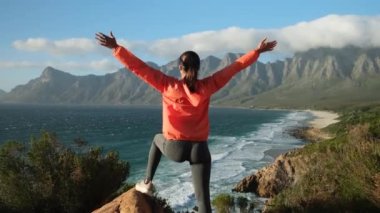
[92,188,166,213]
[287,126,333,143]
[233,152,306,198]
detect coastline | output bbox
[247,107,340,129]
[234,107,380,212]
[234,109,342,206]
[265,110,340,159]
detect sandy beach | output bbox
[306,110,340,129]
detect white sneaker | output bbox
[135,180,154,196]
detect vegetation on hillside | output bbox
[244,77,380,110]
[211,193,257,213]
[265,105,380,212]
[0,132,129,213]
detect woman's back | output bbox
[161,79,211,141]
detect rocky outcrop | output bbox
[92,188,167,213]
[288,127,333,143]
[233,150,308,197]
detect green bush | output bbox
[236,196,248,210]
[210,194,257,213]
[0,132,129,213]
[212,193,234,213]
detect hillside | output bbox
[245,46,380,109]
[2,46,380,108]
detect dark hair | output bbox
[179,51,200,93]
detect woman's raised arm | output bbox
[96,32,170,93]
[203,38,277,95]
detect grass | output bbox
[265,105,380,212]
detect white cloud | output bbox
[143,27,263,59]
[88,59,119,70]
[0,60,42,69]
[127,14,380,60]
[276,14,380,53]
[12,38,50,52]
[13,38,98,55]
[112,15,380,60]
[49,59,119,72]
[9,14,380,63]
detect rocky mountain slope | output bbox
[2,46,380,108]
[247,46,380,108]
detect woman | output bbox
[96,32,276,212]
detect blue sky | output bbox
[1,0,380,91]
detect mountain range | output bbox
[1,46,380,109]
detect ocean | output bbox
[0,104,312,211]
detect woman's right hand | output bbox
[96,31,118,49]
[256,38,277,53]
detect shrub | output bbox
[235,196,248,213]
[0,132,129,213]
[212,193,234,213]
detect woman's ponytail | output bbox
[184,69,197,93]
[179,51,200,93]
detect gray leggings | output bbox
[146,134,212,213]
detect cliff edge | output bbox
[233,149,309,197]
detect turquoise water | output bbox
[0,104,311,210]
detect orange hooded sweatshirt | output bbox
[113,46,259,142]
